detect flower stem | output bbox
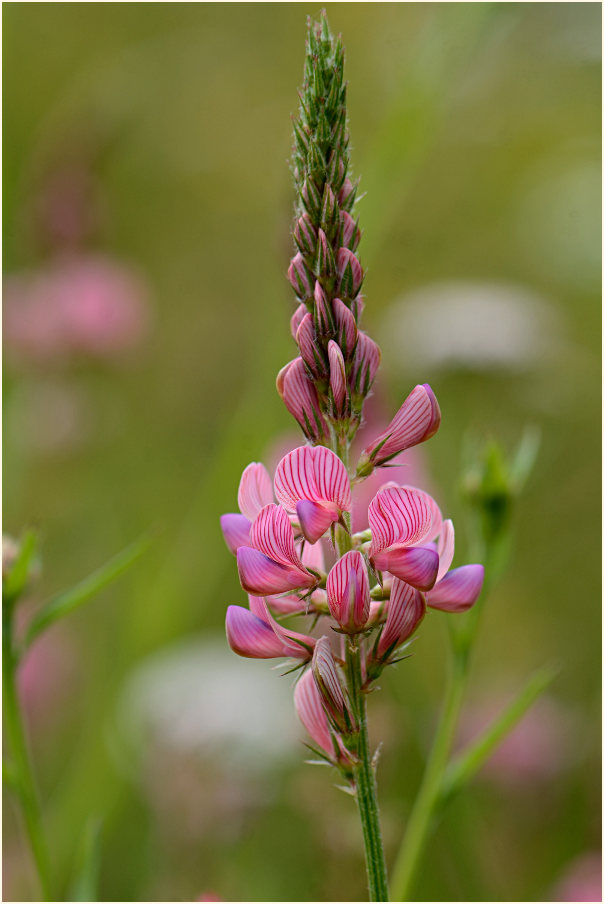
[2,613,52,901]
[347,640,389,902]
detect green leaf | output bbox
[2,530,38,609]
[68,817,102,902]
[439,664,558,803]
[23,534,151,651]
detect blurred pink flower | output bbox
[4,254,150,364]
[552,852,602,902]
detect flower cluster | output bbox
[221,14,483,780]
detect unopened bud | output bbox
[328,340,348,416]
[312,636,355,733]
[336,247,363,298]
[340,211,361,251]
[294,213,318,257]
[288,253,313,299]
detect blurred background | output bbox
[3,3,601,901]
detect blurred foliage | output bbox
[3,3,601,901]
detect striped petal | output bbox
[237,463,273,521]
[373,544,439,591]
[279,357,328,442]
[377,579,425,657]
[296,499,339,544]
[225,605,288,658]
[251,597,314,658]
[350,331,380,396]
[237,547,314,595]
[312,636,351,733]
[368,486,434,556]
[290,303,307,339]
[362,384,441,466]
[296,312,324,377]
[294,669,335,757]
[220,513,251,555]
[436,518,455,582]
[250,503,304,568]
[333,297,358,357]
[326,550,370,631]
[427,564,484,612]
[274,445,352,513]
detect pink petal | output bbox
[296,499,339,544]
[362,384,441,465]
[378,579,425,657]
[274,445,352,513]
[279,357,328,441]
[265,593,307,615]
[326,549,370,631]
[312,636,349,730]
[426,564,484,612]
[294,669,335,756]
[237,547,313,595]
[237,462,273,521]
[220,513,251,555]
[368,486,435,555]
[328,340,348,414]
[403,486,443,542]
[299,537,325,573]
[436,518,455,582]
[251,597,315,658]
[250,503,304,568]
[373,544,439,591]
[296,312,324,377]
[290,303,307,339]
[225,605,288,658]
[313,281,333,334]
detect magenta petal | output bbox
[368,486,435,555]
[326,549,370,630]
[237,547,313,595]
[225,605,287,658]
[296,499,338,544]
[294,669,335,757]
[436,518,455,582]
[220,513,251,555]
[274,445,352,513]
[378,579,425,656]
[250,503,304,569]
[373,544,439,591]
[237,462,273,521]
[362,384,441,464]
[427,564,484,612]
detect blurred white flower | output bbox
[378,280,564,374]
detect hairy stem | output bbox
[2,614,52,900]
[347,641,389,902]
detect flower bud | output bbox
[340,211,361,251]
[296,313,326,378]
[350,331,381,398]
[290,303,307,339]
[338,177,356,211]
[360,384,440,468]
[376,578,425,659]
[277,357,328,442]
[288,253,313,299]
[328,340,348,416]
[333,297,358,358]
[321,183,338,231]
[336,247,363,297]
[327,550,371,632]
[313,228,337,279]
[301,178,322,218]
[293,213,317,257]
[294,668,335,757]
[313,281,335,335]
[312,636,355,733]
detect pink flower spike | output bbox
[377,579,425,657]
[237,462,273,521]
[361,384,441,467]
[426,564,484,612]
[294,669,335,757]
[372,544,439,591]
[326,550,370,632]
[225,605,289,658]
[368,486,435,557]
[278,357,328,441]
[333,298,358,357]
[220,513,251,555]
[328,340,348,415]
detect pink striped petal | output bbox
[378,579,425,657]
[333,297,358,357]
[251,597,315,658]
[278,357,328,441]
[436,519,455,582]
[274,445,352,513]
[362,384,441,465]
[225,605,288,658]
[294,669,335,757]
[328,340,348,414]
[220,513,251,555]
[368,486,434,556]
[313,281,333,334]
[237,462,273,521]
[372,544,439,591]
[326,550,370,631]
[427,564,484,612]
[250,503,304,568]
[336,247,363,296]
[296,499,339,544]
[312,636,350,732]
[265,593,307,615]
[296,312,324,377]
[237,547,314,595]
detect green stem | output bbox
[347,641,389,902]
[3,613,52,900]
[390,649,468,901]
